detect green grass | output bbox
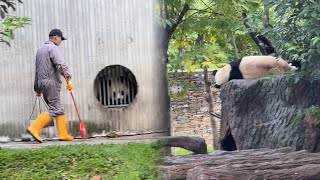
[174,145,214,156]
[304,105,320,125]
[292,105,320,125]
[0,143,163,180]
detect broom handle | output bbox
[61,68,83,124]
[69,91,83,124]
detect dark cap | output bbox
[49,29,67,40]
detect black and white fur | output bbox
[212,56,290,88]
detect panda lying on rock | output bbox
[212,55,301,88]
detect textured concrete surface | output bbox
[0,133,164,149]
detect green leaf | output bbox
[0,39,11,47]
[311,36,320,47]
[235,30,247,35]
[0,15,31,46]
[165,19,172,27]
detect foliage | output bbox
[292,106,320,126]
[260,65,300,83]
[0,0,22,18]
[164,0,264,73]
[168,38,228,72]
[158,0,320,78]
[304,106,320,125]
[0,0,31,46]
[269,0,320,79]
[286,72,302,85]
[292,113,305,124]
[162,1,234,101]
[162,0,320,94]
[160,0,320,78]
[0,143,163,180]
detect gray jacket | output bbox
[34,40,71,93]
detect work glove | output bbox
[66,80,74,91]
[34,84,41,96]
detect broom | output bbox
[62,68,87,138]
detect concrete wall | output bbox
[0,0,169,139]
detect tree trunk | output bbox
[241,12,267,55]
[159,147,320,180]
[197,33,220,150]
[159,2,189,63]
[158,1,191,155]
[204,66,220,150]
[219,77,320,152]
[241,12,275,55]
[230,35,240,59]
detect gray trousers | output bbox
[39,80,65,117]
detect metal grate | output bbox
[94,65,138,107]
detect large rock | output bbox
[219,77,320,152]
[159,148,320,180]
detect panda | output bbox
[288,58,302,69]
[212,55,291,88]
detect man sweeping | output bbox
[27,29,74,143]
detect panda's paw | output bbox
[214,84,221,88]
[288,64,298,71]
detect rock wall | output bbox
[169,70,220,145]
[220,77,320,152]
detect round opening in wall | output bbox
[94,65,138,108]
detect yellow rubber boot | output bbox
[27,112,52,143]
[56,114,74,141]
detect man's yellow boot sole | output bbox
[27,128,43,143]
[27,112,51,143]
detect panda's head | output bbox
[212,65,232,88]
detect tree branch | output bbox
[231,35,240,59]
[164,0,169,20]
[181,8,223,25]
[171,3,174,17]
[263,1,270,28]
[167,3,190,40]
[200,0,211,8]
[242,12,267,55]
[159,0,163,18]
[204,65,220,150]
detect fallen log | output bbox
[158,136,207,154]
[159,148,320,180]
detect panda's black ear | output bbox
[212,70,218,76]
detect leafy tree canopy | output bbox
[158,0,320,77]
[269,0,320,78]
[0,0,30,46]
